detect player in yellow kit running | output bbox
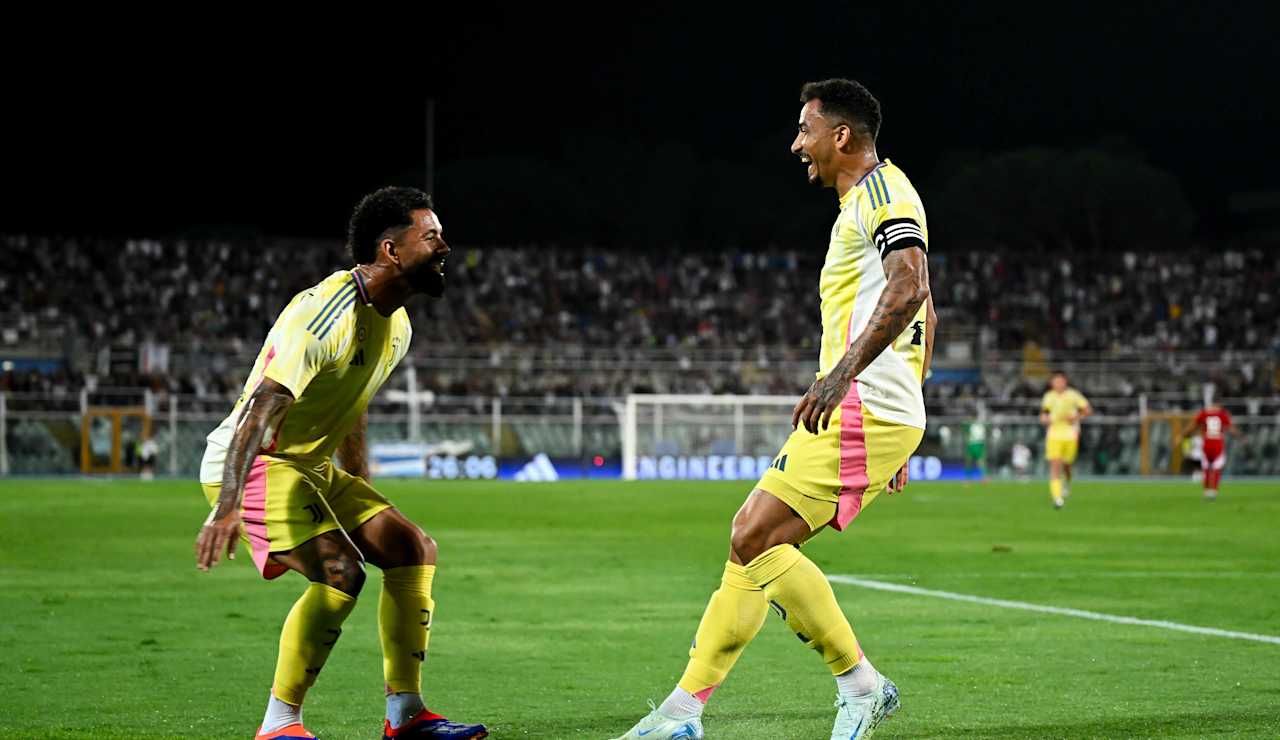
[1040,370,1092,509]
[193,187,487,740]
[614,78,935,740]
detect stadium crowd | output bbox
[2,234,1278,405]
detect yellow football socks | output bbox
[380,565,436,694]
[676,561,768,698]
[745,544,862,676]
[1050,478,1063,502]
[272,583,358,705]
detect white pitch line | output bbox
[828,575,1280,646]
[850,571,1280,580]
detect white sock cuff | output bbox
[386,692,426,730]
[261,693,302,734]
[658,686,705,718]
[835,656,880,697]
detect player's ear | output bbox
[834,123,851,150]
[381,237,401,266]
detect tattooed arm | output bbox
[792,247,930,434]
[194,378,294,571]
[922,292,937,387]
[886,290,937,494]
[336,411,370,482]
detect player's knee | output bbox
[310,535,366,595]
[378,522,435,568]
[320,550,366,596]
[404,527,437,566]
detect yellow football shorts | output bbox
[201,455,392,579]
[1045,437,1079,464]
[758,391,923,533]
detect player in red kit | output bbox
[1187,404,1239,500]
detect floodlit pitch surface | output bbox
[2,479,1277,738]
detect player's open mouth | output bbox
[799,153,815,177]
[431,258,446,275]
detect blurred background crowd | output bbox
[4,233,1277,412]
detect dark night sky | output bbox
[6,3,1277,248]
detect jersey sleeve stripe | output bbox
[876,171,892,204]
[306,282,357,333]
[867,172,883,207]
[314,292,359,340]
[864,179,879,208]
[304,281,354,332]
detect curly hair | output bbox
[799,78,882,142]
[347,186,433,264]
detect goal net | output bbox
[621,394,799,481]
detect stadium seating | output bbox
[2,233,1277,476]
[3,234,1276,403]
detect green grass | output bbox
[2,478,1278,739]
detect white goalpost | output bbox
[621,394,801,480]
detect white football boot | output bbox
[611,701,703,740]
[830,673,899,739]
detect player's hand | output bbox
[886,463,909,494]
[792,372,853,434]
[195,508,242,571]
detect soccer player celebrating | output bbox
[1039,370,1091,509]
[194,187,487,740]
[614,79,934,740]
[1186,401,1238,500]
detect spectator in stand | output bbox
[2,234,1277,404]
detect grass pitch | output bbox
[1,478,1278,739]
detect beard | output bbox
[409,262,446,297]
[807,161,823,187]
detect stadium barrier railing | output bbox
[2,387,1277,479]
